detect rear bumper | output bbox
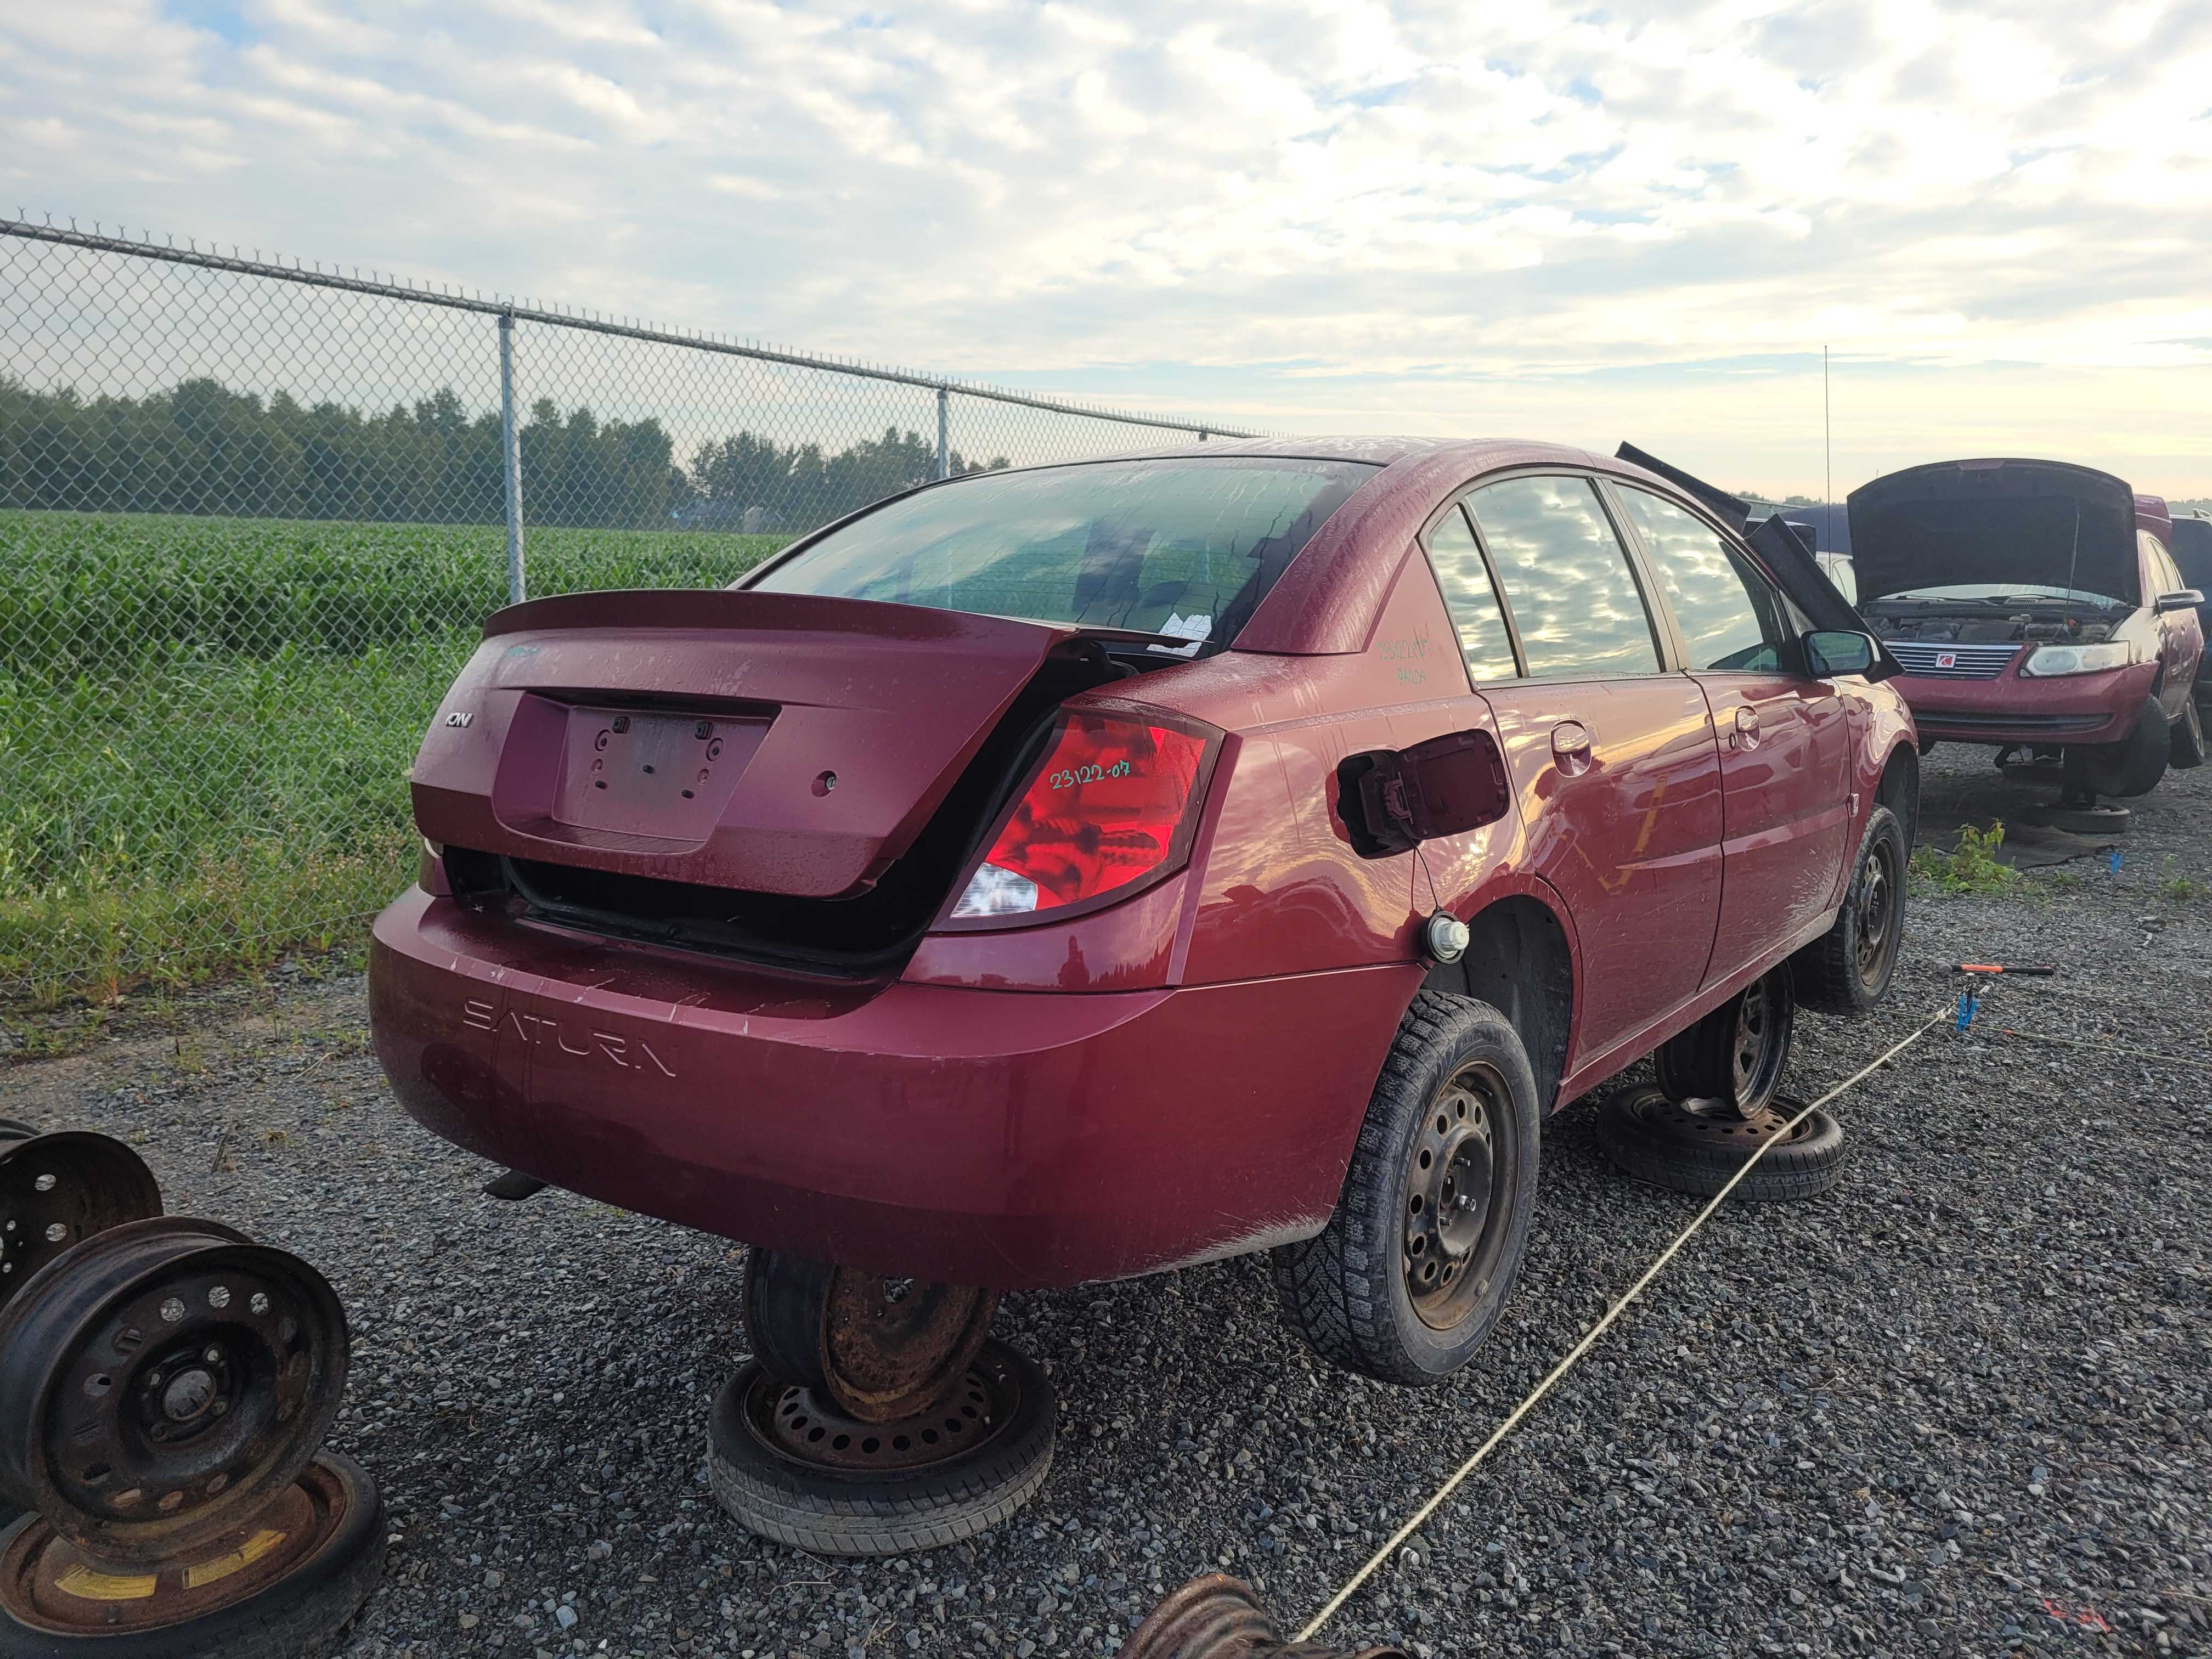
[368,888,1417,1289]
[1895,662,2153,747]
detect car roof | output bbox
[1104,434,1616,471]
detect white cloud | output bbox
[2,0,2209,493]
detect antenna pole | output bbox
[1824,344,1832,531]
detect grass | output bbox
[1,509,787,1009]
[1909,821,2021,896]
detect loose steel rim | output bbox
[0,1216,348,1565]
[0,1132,163,1314]
[1855,836,1898,984]
[745,1251,998,1424]
[0,1453,357,1637]
[1632,1090,1817,1147]
[1401,1061,1515,1333]
[740,1344,1024,1476]
[1115,1573,1409,1658]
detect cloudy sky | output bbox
[4,0,2209,497]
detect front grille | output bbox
[1886,641,2022,680]
[1916,711,2108,732]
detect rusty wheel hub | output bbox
[0,1217,348,1565]
[1116,1575,1407,1658]
[743,1344,1023,1474]
[0,1454,352,1637]
[0,1132,162,1316]
[744,1249,999,1423]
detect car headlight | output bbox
[2018,641,2137,677]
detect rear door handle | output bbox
[1731,706,1762,750]
[1551,720,1593,776]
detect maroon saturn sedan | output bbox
[370,438,1919,1406]
[1849,459,2206,802]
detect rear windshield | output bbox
[745,457,1375,650]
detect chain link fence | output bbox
[0,217,1257,1010]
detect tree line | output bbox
[0,376,1009,532]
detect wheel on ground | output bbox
[1270,990,1541,1387]
[1595,1086,1845,1201]
[2062,696,2170,799]
[1654,969,1796,1118]
[2019,800,2130,836]
[707,1339,1053,1556]
[2170,696,2205,769]
[0,1132,162,1316]
[0,1217,348,1562]
[1790,804,1907,1017]
[742,1250,998,1424]
[1116,1573,1408,1658]
[0,1451,385,1657]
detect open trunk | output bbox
[410,589,1153,978]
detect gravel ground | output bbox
[5,743,2208,1658]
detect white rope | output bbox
[1294,1001,1955,1643]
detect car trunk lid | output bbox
[411,589,1089,899]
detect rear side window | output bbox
[1465,476,1661,679]
[1423,506,1519,681]
[2171,521,2212,591]
[1614,486,1789,673]
[748,458,1375,648]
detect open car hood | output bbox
[1846,459,2141,607]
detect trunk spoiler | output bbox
[1616,444,1902,684]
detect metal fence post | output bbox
[499,312,526,604]
[935,385,951,481]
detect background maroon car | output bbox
[1849,459,2207,801]
[371,438,1919,1393]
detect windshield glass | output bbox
[745,458,1375,649]
[1869,583,2129,608]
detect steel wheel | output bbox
[0,1217,348,1565]
[743,1249,998,1424]
[1400,1061,1515,1332]
[1116,1573,1408,1658]
[1853,833,1899,989]
[0,1452,373,1640]
[0,1132,162,1315]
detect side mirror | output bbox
[2155,589,2206,613]
[1804,629,1877,678]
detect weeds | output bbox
[1911,822,2021,895]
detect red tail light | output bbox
[947,710,1217,924]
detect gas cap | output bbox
[1423,911,1470,964]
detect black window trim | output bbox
[1595,474,1817,681]
[1427,466,1680,686]
[1414,497,1528,684]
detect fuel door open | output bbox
[1339,729,1511,858]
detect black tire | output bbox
[1269,991,1541,1387]
[1653,968,1796,1118]
[2062,696,2169,799]
[0,1452,386,1658]
[2170,696,2205,769]
[1790,804,1907,1018]
[707,1340,1053,1556]
[1595,1087,1846,1201]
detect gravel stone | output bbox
[4,746,2207,1656]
